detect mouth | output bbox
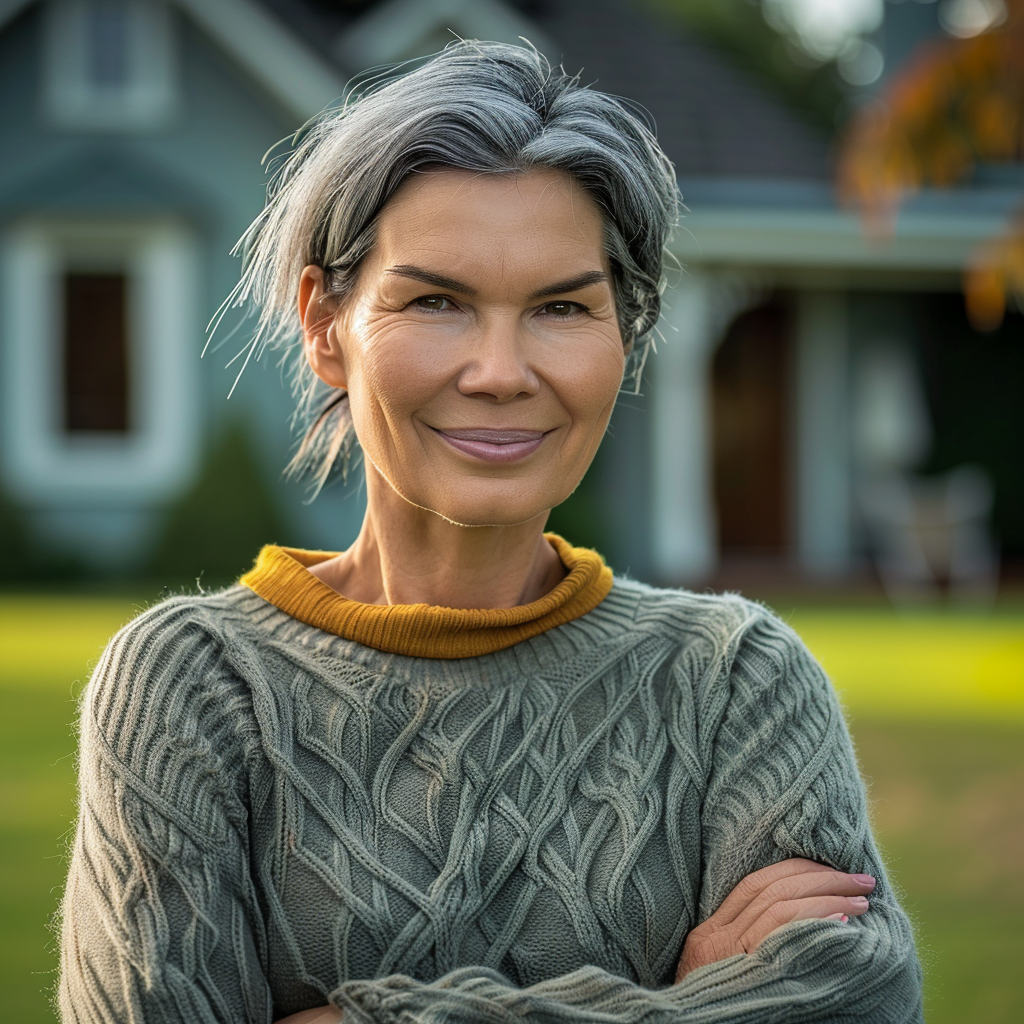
[430,427,548,463]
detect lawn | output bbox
[2,594,1022,1022]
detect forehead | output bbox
[372,167,607,262]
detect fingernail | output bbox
[850,896,870,907]
[826,913,849,923]
[851,874,876,886]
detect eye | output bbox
[542,300,585,318]
[413,295,454,312]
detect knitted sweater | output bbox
[59,546,924,1023]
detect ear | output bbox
[298,265,348,390]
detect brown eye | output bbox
[544,301,578,316]
[415,295,452,311]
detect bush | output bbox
[147,421,288,590]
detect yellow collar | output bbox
[239,534,613,659]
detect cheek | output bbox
[557,333,625,431]
[343,321,448,447]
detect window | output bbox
[43,0,177,130]
[1,220,200,503]
[63,271,131,433]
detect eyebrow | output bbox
[528,271,609,300]
[385,265,476,295]
[384,265,609,300]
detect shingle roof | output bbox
[532,0,832,181]
[258,0,832,181]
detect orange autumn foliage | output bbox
[837,1,1024,328]
[965,216,1024,329]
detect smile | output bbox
[431,427,548,463]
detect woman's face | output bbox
[306,167,625,527]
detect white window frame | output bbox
[43,0,178,131]
[1,219,201,504]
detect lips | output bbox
[431,427,548,463]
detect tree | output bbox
[641,0,848,133]
[838,0,1024,330]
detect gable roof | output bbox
[0,0,830,180]
[0,0,346,121]
[267,0,832,181]
[332,0,556,72]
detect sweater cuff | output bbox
[330,981,408,1024]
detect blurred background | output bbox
[0,0,1021,1020]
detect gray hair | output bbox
[221,40,679,493]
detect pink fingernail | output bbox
[850,896,870,908]
[851,874,876,886]
[826,913,849,923]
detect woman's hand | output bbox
[675,857,876,982]
[274,1007,343,1023]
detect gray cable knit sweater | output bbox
[59,577,924,1023]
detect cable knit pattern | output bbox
[59,578,923,1023]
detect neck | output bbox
[309,463,566,608]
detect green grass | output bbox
[786,607,1024,721]
[850,718,1023,1021]
[1,597,155,1022]
[2,595,1022,1022]
[2,681,79,1021]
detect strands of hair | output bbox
[212,40,680,496]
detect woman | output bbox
[59,43,923,1023]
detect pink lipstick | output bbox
[432,427,547,463]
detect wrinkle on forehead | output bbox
[368,167,609,299]
[394,167,586,222]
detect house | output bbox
[0,0,1018,589]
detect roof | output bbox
[260,0,834,181]
[0,0,347,121]
[0,0,832,180]
[531,0,832,181]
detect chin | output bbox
[421,483,564,530]
[429,501,550,530]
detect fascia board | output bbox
[0,0,33,32]
[338,0,466,67]
[0,0,347,122]
[337,0,554,70]
[676,207,1011,272]
[174,0,346,121]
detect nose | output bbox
[456,316,541,402]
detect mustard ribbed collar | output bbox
[239,534,613,659]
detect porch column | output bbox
[793,290,853,574]
[650,271,718,582]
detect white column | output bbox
[793,290,853,575]
[650,272,718,582]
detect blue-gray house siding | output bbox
[0,1,364,575]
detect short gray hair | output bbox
[222,40,679,492]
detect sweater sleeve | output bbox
[324,606,923,1024]
[679,606,924,1020]
[59,602,272,1024]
